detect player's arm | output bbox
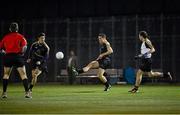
[97,41,113,60]
[33,42,50,60]
[135,39,155,59]
[145,39,155,54]
[102,42,113,56]
[21,37,27,54]
[43,42,50,59]
[0,38,6,54]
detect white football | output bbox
[56,52,64,59]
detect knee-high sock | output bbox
[3,79,8,92]
[22,79,29,92]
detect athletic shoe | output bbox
[25,91,32,98]
[128,87,139,93]
[71,66,79,76]
[29,89,32,97]
[1,92,7,98]
[104,84,111,91]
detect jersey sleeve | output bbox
[21,37,27,47]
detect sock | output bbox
[3,79,8,92]
[103,72,108,77]
[134,85,139,90]
[103,72,110,82]
[163,72,168,77]
[22,79,29,92]
[77,69,84,74]
[29,84,34,91]
[104,81,109,87]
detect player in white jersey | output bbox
[129,31,172,93]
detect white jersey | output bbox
[141,41,152,58]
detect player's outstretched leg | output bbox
[72,61,99,76]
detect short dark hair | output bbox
[36,32,45,39]
[98,33,107,38]
[9,22,18,32]
[139,31,149,38]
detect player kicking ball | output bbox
[72,33,113,91]
[129,31,172,93]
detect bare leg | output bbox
[1,67,12,98]
[17,66,28,80]
[148,71,163,77]
[72,60,99,76]
[98,68,107,83]
[148,71,172,80]
[135,69,144,87]
[17,66,31,98]
[31,69,42,86]
[98,68,111,91]
[129,69,143,93]
[29,68,42,91]
[83,61,99,72]
[3,67,12,80]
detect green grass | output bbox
[0,84,180,114]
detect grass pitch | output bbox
[0,84,180,114]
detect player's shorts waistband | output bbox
[5,53,22,56]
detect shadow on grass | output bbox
[72,91,98,93]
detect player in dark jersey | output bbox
[129,31,172,93]
[0,22,31,98]
[27,33,50,95]
[72,33,113,91]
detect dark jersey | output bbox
[28,42,49,61]
[100,43,111,59]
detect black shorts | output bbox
[31,59,47,71]
[139,58,152,72]
[97,57,111,69]
[3,53,25,67]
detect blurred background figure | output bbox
[67,50,77,85]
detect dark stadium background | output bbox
[0,0,179,82]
